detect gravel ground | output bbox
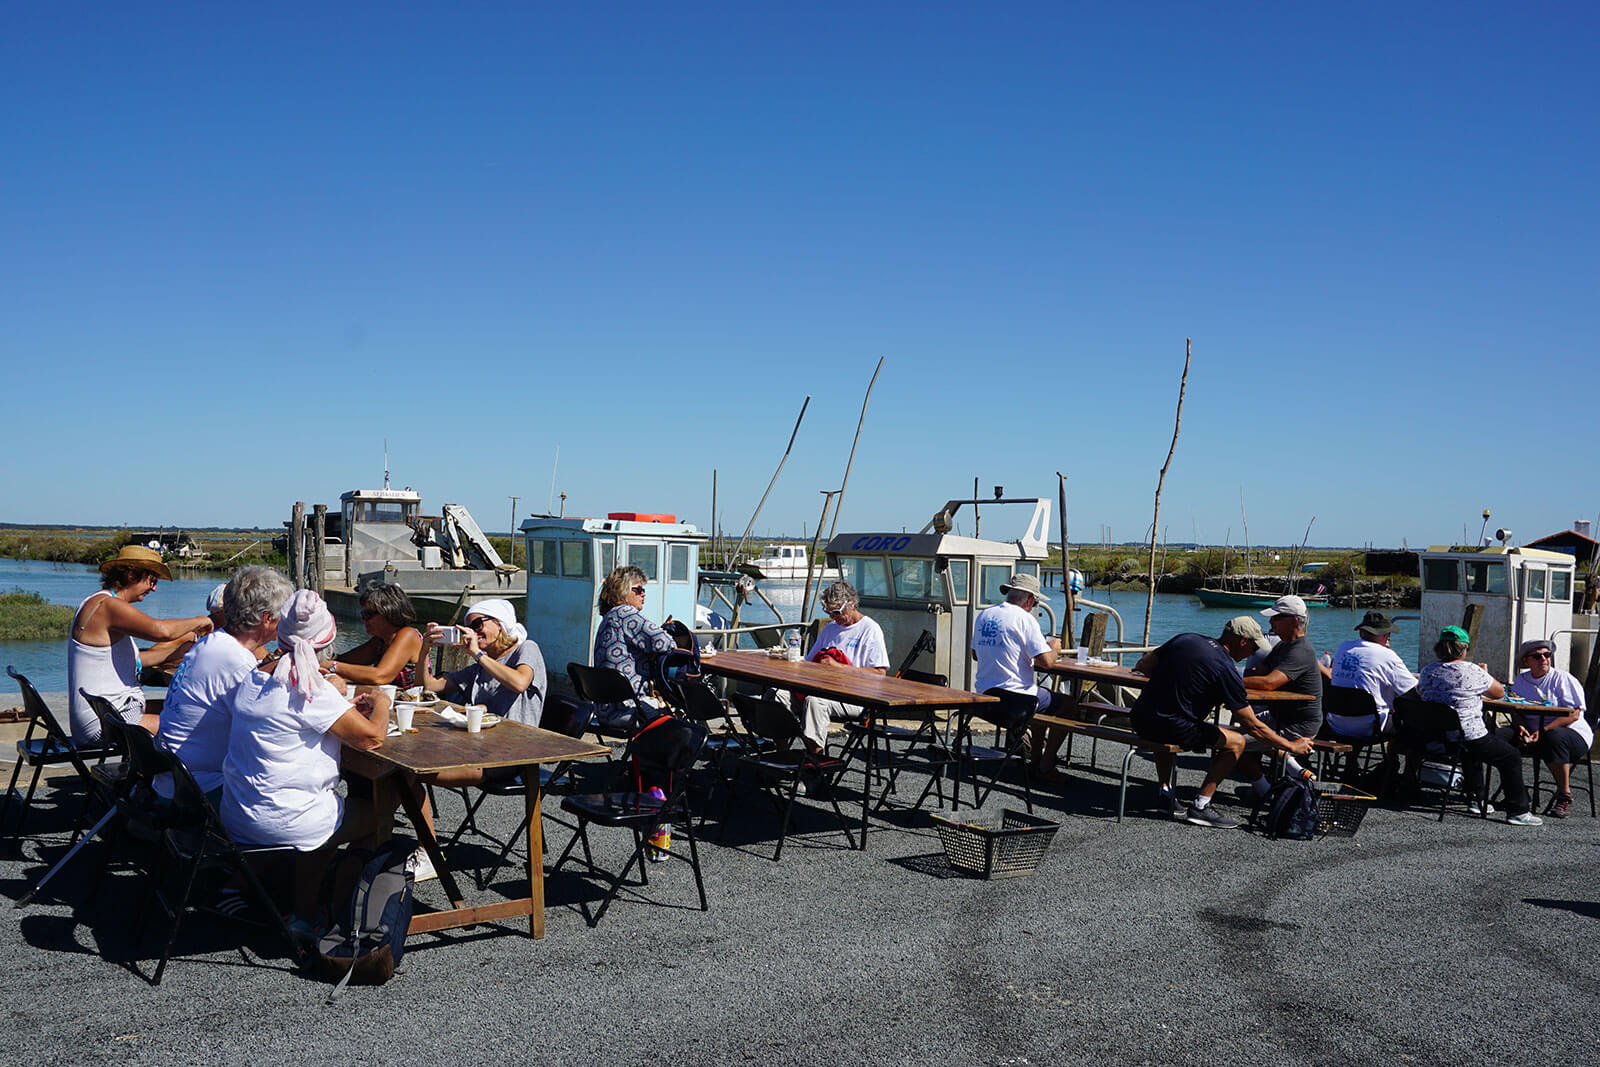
[2,700,1595,1067]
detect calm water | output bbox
[3,559,1421,694]
[0,559,367,693]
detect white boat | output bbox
[738,543,838,581]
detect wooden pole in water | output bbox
[727,395,810,568]
[1057,472,1076,650]
[311,504,326,596]
[289,502,306,590]
[710,470,718,570]
[802,490,840,623]
[825,357,883,544]
[1143,339,1191,646]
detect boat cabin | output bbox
[521,512,707,697]
[338,487,423,586]
[1418,544,1576,680]
[823,497,1053,689]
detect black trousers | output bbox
[1462,733,1531,816]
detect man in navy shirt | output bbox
[1131,616,1315,829]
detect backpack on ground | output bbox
[1257,777,1319,840]
[316,837,415,996]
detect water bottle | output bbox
[785,628,802,662]
[647,786,671,862]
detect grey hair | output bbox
[1005,588,1034,606]
[820,580,859,613]
[224,566,295,634]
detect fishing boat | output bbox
[1193,587,1329,609]
[738,542,838,581]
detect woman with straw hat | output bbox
[66,544,214,745]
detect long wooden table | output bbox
[343,706,608,940]
[699,650,1001,839]
[1041,658,1316,704]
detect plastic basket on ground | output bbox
[1313,781,1376,837]
[930,808,1061,879]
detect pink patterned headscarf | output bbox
[273,590,338,698]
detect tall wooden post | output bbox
[312,504,327,596]
[289,502,306,590]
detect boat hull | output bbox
[1193,588,1328,609]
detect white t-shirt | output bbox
[158,631,258,793]
[972,602,1050,696]
[1329,638,1417,732]
[809,616,889,670]
[1511,668,1592,746]
[220,673,353,851]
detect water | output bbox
[0,559,367,693]
[698,574,1422,668]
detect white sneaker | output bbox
[406,847,439,882]
[1506,811,1543,827]
[1466,800,1497,816]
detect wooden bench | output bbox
[1035,713,1183,822]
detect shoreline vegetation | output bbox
[0,591,75,641]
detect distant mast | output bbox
[383,438,390,490]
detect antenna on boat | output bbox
[548,445,560,514]
[383,439,390,489]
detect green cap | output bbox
[1440,625,1471,645]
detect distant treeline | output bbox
[0,530,133,566]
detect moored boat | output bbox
[738,543,838,581]
[1193,587,1329,609]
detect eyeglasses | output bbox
[631,585,647,596]
[359,609,380,620]
[826,607,848,618]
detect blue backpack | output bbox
[1258,778,1319,840]
[651,620,703,708]
[316,837,415,997]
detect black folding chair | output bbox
[2,668,113,845]
[726,693,861,860]
[1392,693,1488,822]
[548,716,710,926]
[672,679,761,822]
[1320,684,1389,783]
[567,662,651,748]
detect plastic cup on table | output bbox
[394,703,414,732]
[1076,647,1089,665]
[378,684,397,704]
[466,704,485,733]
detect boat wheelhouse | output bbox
[1418,543,1577,679]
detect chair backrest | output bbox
[567,662,639,706]
[80,690,133,761]
[1393,692,1463,740]
[899,668,949,688]
[1324,684,1379,724]
[627,716,710,786]
[677,679,731,726]
[730,693,803,745]
[542,693,593,739]
[10,666,79,755]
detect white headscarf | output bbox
[274,589,338,698]
[465,598,526,644]
[206,583,228,615]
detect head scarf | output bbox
[206,583,228,615]
[274,590,338,698]
[464,598,526,644]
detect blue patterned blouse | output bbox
[593,604,677,700]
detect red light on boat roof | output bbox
[606,512,676,523]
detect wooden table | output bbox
[343,706,609,940]
[1483,696,1582,724]
[1041,658,1316,704]
[699,650,1000,838]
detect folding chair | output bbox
[726,693,861,860]
[2,668,113,844]
[1320,685,1390,783]
[1392,693,1488,822]
[567,662,652,748]
[549,716,710,926]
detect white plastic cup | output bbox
[466,704,485,733]
[378,684,397,703]
[1076,646,1089,665]
[394,704,415,732]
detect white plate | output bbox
[435,708,503,730]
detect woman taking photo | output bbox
[330,582,424,689]
[67,545,214,744]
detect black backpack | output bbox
[316,837,416,997]
[1257,778,1319,840]
[650,620,703,708]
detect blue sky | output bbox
[2,3,1594,549]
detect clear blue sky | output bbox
[3,3,1594,549]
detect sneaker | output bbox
[406,847,439,883]
[1466,799,1497,816]
[1506,811,1544,827]
[1546,793,1574,819]
[1184,803,1240,830]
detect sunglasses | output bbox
[359,609,380,620]
[466,617,495,631]
[631,585,647,596]
[1529,650,1553,659]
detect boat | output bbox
[287,478,525,624]
[1193,587,1329,609]
[737,543,838,581]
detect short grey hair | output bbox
[820,580,859,613]
[224,566,295,634]
[1005,588,1034,606]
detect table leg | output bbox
[525,770,545,939]
[394,775,466,910]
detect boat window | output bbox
[1552,571,1571,601]
[1525,568,1547,600]
[1013,561,1039,580]
[891,558,941,602]
[838,556,889,598]
[598,540,615,576]
[946,560,970,603]
[669,544,692,583]
[1464,560,1505,594]
[359,501,408,523]
[1422,559,1459,592]
[978,564,1011,606]
[560,540,592,580]
[527,539,560,577]
[627,543,660,581]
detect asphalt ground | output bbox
[1,695,1596,1067]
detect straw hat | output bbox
[99,544,173,582]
